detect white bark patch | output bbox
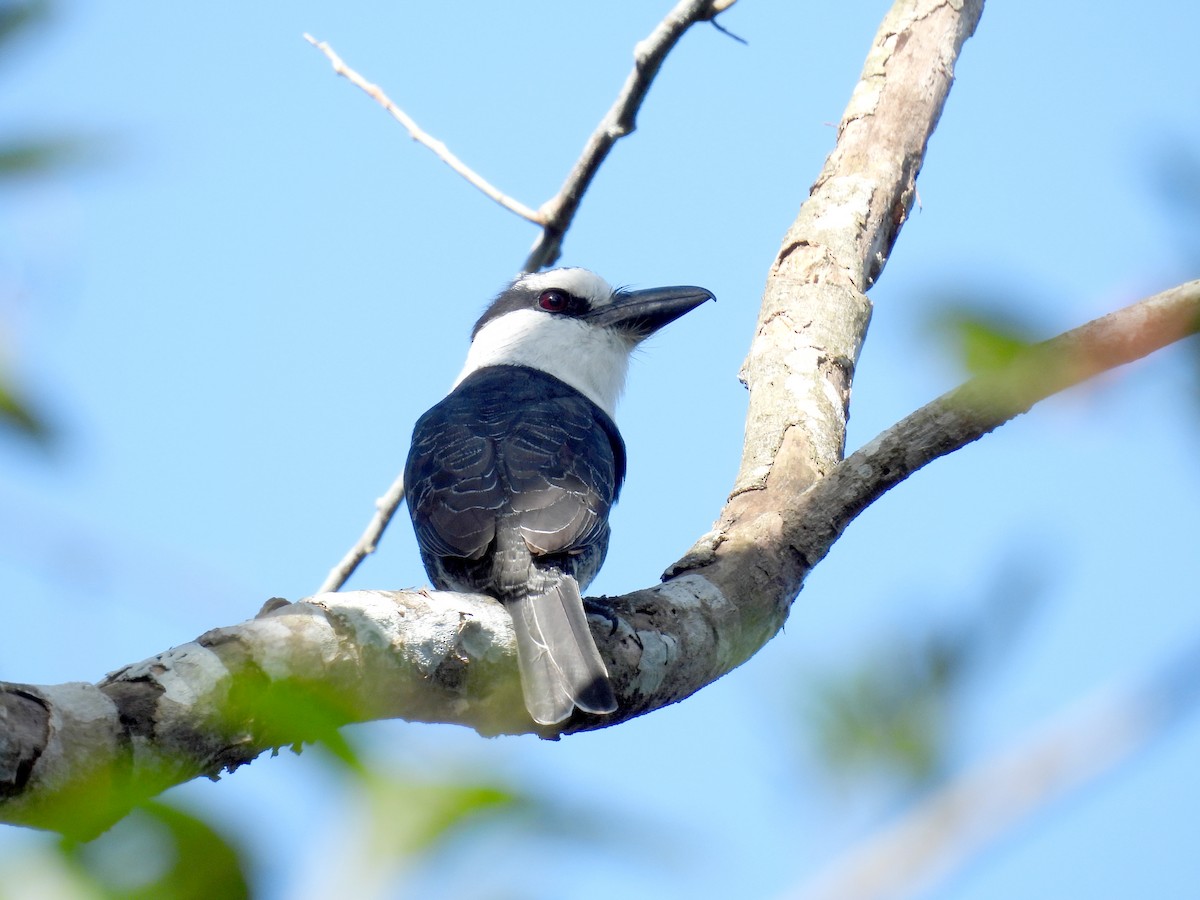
[243,611,338,680]
[658,573,740,670]
[37,684,119,792]
[633,630,677,695]
[151,644,228,708]
[313,590,412,649]
[811,175,874,234]
[314,589,516,675]
[40,683,115,725]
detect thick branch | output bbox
[0,581,735,834]
[669,0,985,622]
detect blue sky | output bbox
[2,2,1199,898]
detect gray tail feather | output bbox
[508,574,618,725]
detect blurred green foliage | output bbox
[803,559,1045,790]
[0,0,47,48]
[0,377,49,443]
[931,306,1039,379]
[60,802,252,900]
[0,0,60,446]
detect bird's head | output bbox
[454,268,714,419]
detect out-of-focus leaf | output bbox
[222,676,367,774]
[807,635,963,786]
[0,138,89,179]
[0,372,52,444]
[0,0,49,52]
[365,777,522,857]
[59,800,251,900]
[803,557,1047,790]
[933,307,1038,377]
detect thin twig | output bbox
[303,34,544,225]
[524,0,727,271]
[316,471,407,595]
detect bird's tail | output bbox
[507,573,618,726]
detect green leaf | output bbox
[934,308,1038,377]
[0,0,50,53]
[0,372,52,444]
[59,801,252,900]
[0,138,89,179]
[363,776,522,858]
[803,557,1047,790]
[221,675,367,774]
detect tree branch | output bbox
[302,33,543,225]
[304,1,728,272]
[522,0,733,271]
[667,0,985,621]
[315,471,405,595]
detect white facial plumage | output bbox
[454,269,635,420]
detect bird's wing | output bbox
[502,392,620,555]
[405,404,505,561]
[405,367,624,562]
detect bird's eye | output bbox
[538,289,569,312]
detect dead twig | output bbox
[303,33,543,225]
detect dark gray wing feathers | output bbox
[404,366,624,724]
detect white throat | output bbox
[454,310,632,420]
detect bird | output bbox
[403,267,713,725]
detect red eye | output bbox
[539,289,569,312]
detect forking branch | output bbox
[6,0,1200,838]
[304,0,734,276]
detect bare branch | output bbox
[302,34,544,225]
[304,0,724,269]
[0,578,738,833]
[315,471,406,594]
[523,0,726,271]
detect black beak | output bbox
[583,285,714,338]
